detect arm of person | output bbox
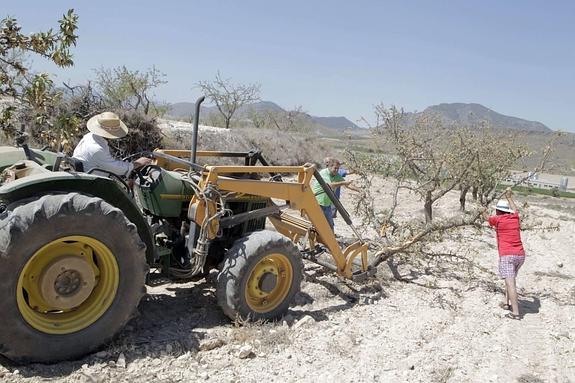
[133,157,153,169]
[480,207,490,221]
[505,188,519,213]
[329,180,351,188]
[344,182,361,192]
[92,149,133,177]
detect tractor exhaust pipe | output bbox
[191,96,206,164]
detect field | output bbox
[2,175,574,382]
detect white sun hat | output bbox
[87,112,128,139]
[495,199,514,213]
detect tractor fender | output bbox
[0,172,156,264]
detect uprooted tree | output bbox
[346,104,555,270]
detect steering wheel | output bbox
[128,164,162,188]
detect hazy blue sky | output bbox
[7,1,575,131]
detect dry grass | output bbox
[163,126,332,166]
[228,317,293,353]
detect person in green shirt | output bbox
[312,157,358,230]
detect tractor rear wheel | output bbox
[217,230,303,321]
[0,193,147,363]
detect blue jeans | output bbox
[320,205,335,231]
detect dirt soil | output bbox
[1,177,574,383]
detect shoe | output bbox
[504,313,521,320]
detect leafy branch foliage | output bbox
[0,9,78,137]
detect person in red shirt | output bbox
[482,188,525,320]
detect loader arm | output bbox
[190,163,371,279]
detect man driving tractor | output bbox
[73,111,152,176]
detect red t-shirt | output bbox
[488,213,525,256]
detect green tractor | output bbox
[0,98,374,363]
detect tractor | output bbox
[0,97,377,363]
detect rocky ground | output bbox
[1,178,574,383]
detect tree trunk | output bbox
[424,191,433,223]
[459,185,470,212]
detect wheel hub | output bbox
[54,269,82,296]
[39,256,96,310]
[258,272,277,293]
[244,253,294,313]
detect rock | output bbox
[237,345,254,359]
[166,343,173,353]
[95,350,108,358]
[293,292,312,306]
[293,315,315,329]
[178,351,191,360]
[116,353,126,368]
[557,262,564,268]
[200,338,226,351]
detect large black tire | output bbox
[0,193,148,363]
[217,230,303,321]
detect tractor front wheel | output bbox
[217,230,303,321]
[0,193,147,363]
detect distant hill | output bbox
[167,102,203,119]
[311,116,359,130]
[167,100,360,131]
[167,101,550,133]
[410,103,551,133]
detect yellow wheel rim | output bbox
[245,253,293,313]
[16,236,119,334]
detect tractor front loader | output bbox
[0,97,377,363]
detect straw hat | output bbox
[87,112,128,139]
[495,199,514,213]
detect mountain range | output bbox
[167,101,551,133]
[167,101,360,131]
[408,103,551,133]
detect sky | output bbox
[6,1,575,131]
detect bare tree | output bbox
[458,127,530,211]
[94,66,167,116]
[372,105,478,223]
[247,105,316,132]
[346,104,556,268]
[246,107,267,129]
[196,72,260,129]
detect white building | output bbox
[504,171,573,192]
